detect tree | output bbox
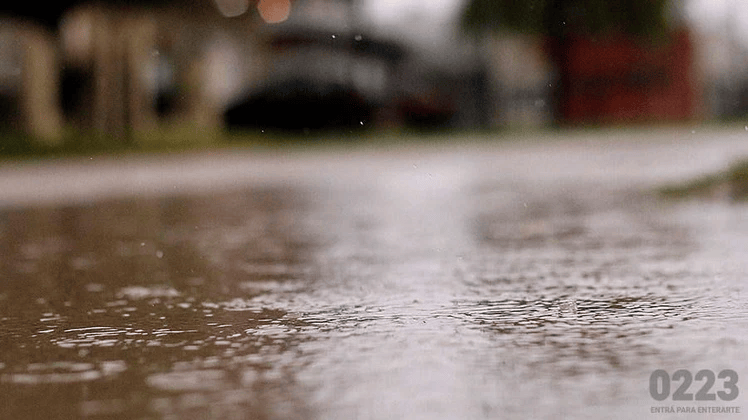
[461,0,671,124]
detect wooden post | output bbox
[18,23,63,145]
[75,6,159,142]
[123,14,158,138]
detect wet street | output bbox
[1,127,748,419]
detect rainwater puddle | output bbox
[1,164,747,420]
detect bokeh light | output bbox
[257,0,291,24]
[214,0,249,18]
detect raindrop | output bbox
[359,121,364,125]
[744,126,747,131]
[156,250,164,259]
[331,34,336,39]
[558,299,577,315]
[354,34,362,41]
[413,164,418,169]
[691,130,695,134]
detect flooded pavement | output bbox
[1,128,748,419]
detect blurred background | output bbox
[0,0,747,150]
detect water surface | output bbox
[1,140,747,419]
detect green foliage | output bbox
[0,130,55,157]
[461,0,670,38]
[0,125,223,160]
[461,0,545,34]
[658,174,721,199]
[658,159,748,201]
[726,159,748,200]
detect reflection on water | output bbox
[1,174,747,419]
[0,188,319,420]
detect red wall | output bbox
[561,30,698,124]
